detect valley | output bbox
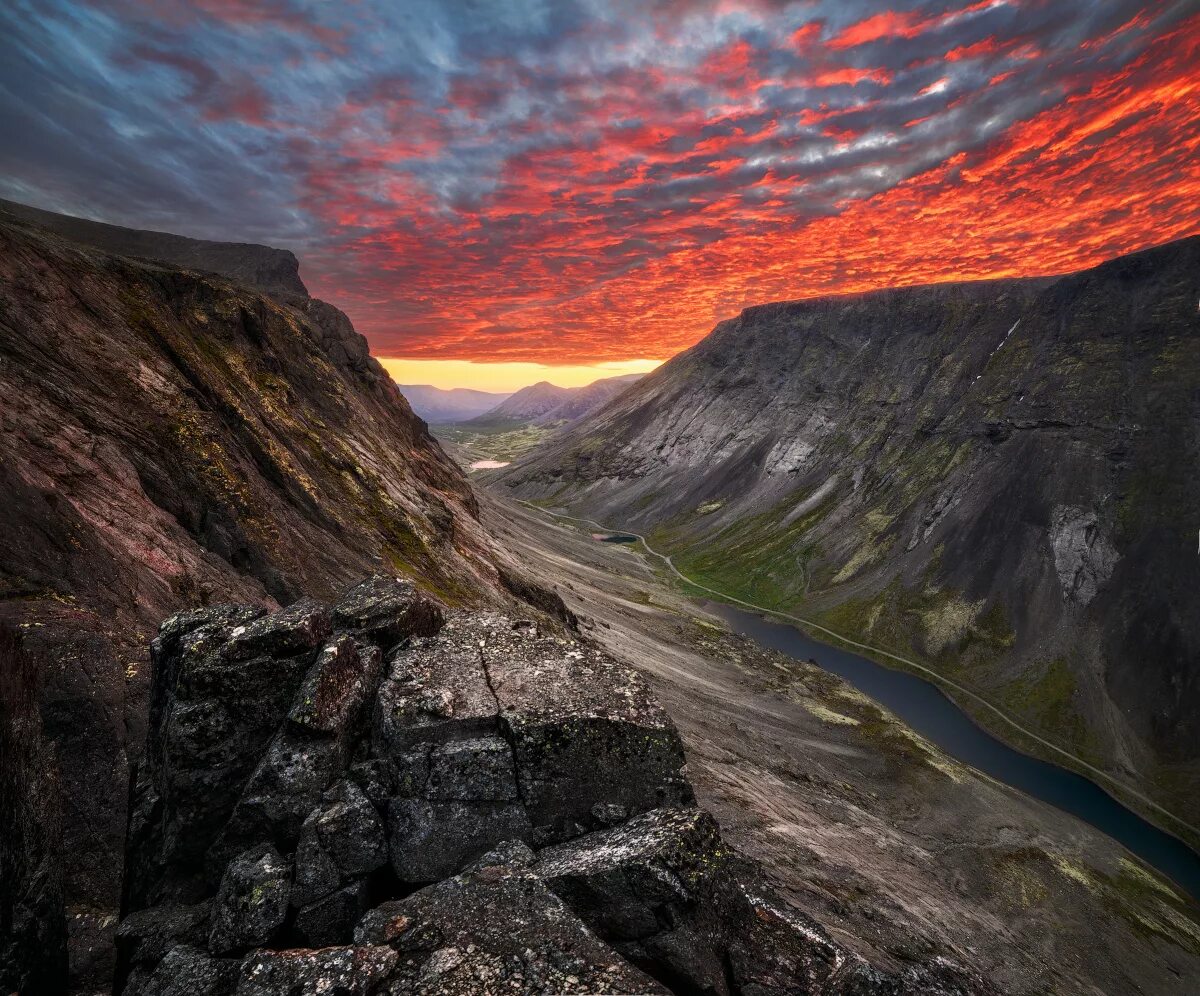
[4,200,1197,996]
[5,4,1199,991]
[472,490,1200,996]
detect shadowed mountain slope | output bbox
[499,236,1200,834]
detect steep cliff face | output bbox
[114,578,992,996]
[0,204,497,989]
[500,236,1200,831]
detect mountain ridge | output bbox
[0,197,309,298]
[479,373,643,425]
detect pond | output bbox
[592,533,641,543]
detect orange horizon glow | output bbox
[378,358,662,393]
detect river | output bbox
[699,598,1200,904]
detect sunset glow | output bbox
[379,358,662,393]
[2,1,1198,376]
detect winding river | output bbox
[699,598,1200,904]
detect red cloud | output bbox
[253,5,1200,366]
[830,0,1008,50]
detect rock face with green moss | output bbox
[116,581,993,995]
[498,236,1200,833]
[0,204,499,990]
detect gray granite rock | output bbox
[208,845,291,956]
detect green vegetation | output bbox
[994,656,1102,764]
[433,419,560,463]
[667,489,839,609]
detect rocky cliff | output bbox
[499,236,1200,835]
[115,576,991,996]
[0,203,503,990]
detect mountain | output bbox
[499,236,1200,834]
[396,383,512,423]
[0,200,506,990]
[0,197,308,298]
[479,373,642,426]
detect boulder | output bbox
[481,621,695,841]
[293,880,371,949]
[387,735,532,880]
[116,901,211,967]
[123,945,239,996]
[297,780,387,890]
[332,576,444,650]
[375,613,692,875]
[536,808,732,991]
[291,781,386,941]
[127,603,327,905]
[288,636,383,735]
[236,945,398,996]
[354,846,666,994]
[208,845,291,956]
[210,634,386,872]
[537,807,996,996]
[372,616,499,755]
[219,599,332,662]
[206,729,348,875]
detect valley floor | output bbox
[481,490,1200,996]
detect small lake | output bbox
[593,533,640,544]
[469,460,510,470]
[699,598,1200,903]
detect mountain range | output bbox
[395,384,512,423]
[499,236,1200,834]
[396,375,643,432]
[477,374,644,426]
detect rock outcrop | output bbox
[116,577,993,995]
[499,235,1200,831]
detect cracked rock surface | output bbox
[117,575,993,995]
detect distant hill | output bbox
[479,373,642,426]
[398,384,512,423]
[0,197,308,298]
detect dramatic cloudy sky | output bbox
[2,1,1198,380]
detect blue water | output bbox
[699,599,1200,904]
[598,533,640,544]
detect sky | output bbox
[2,1,1198,389]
